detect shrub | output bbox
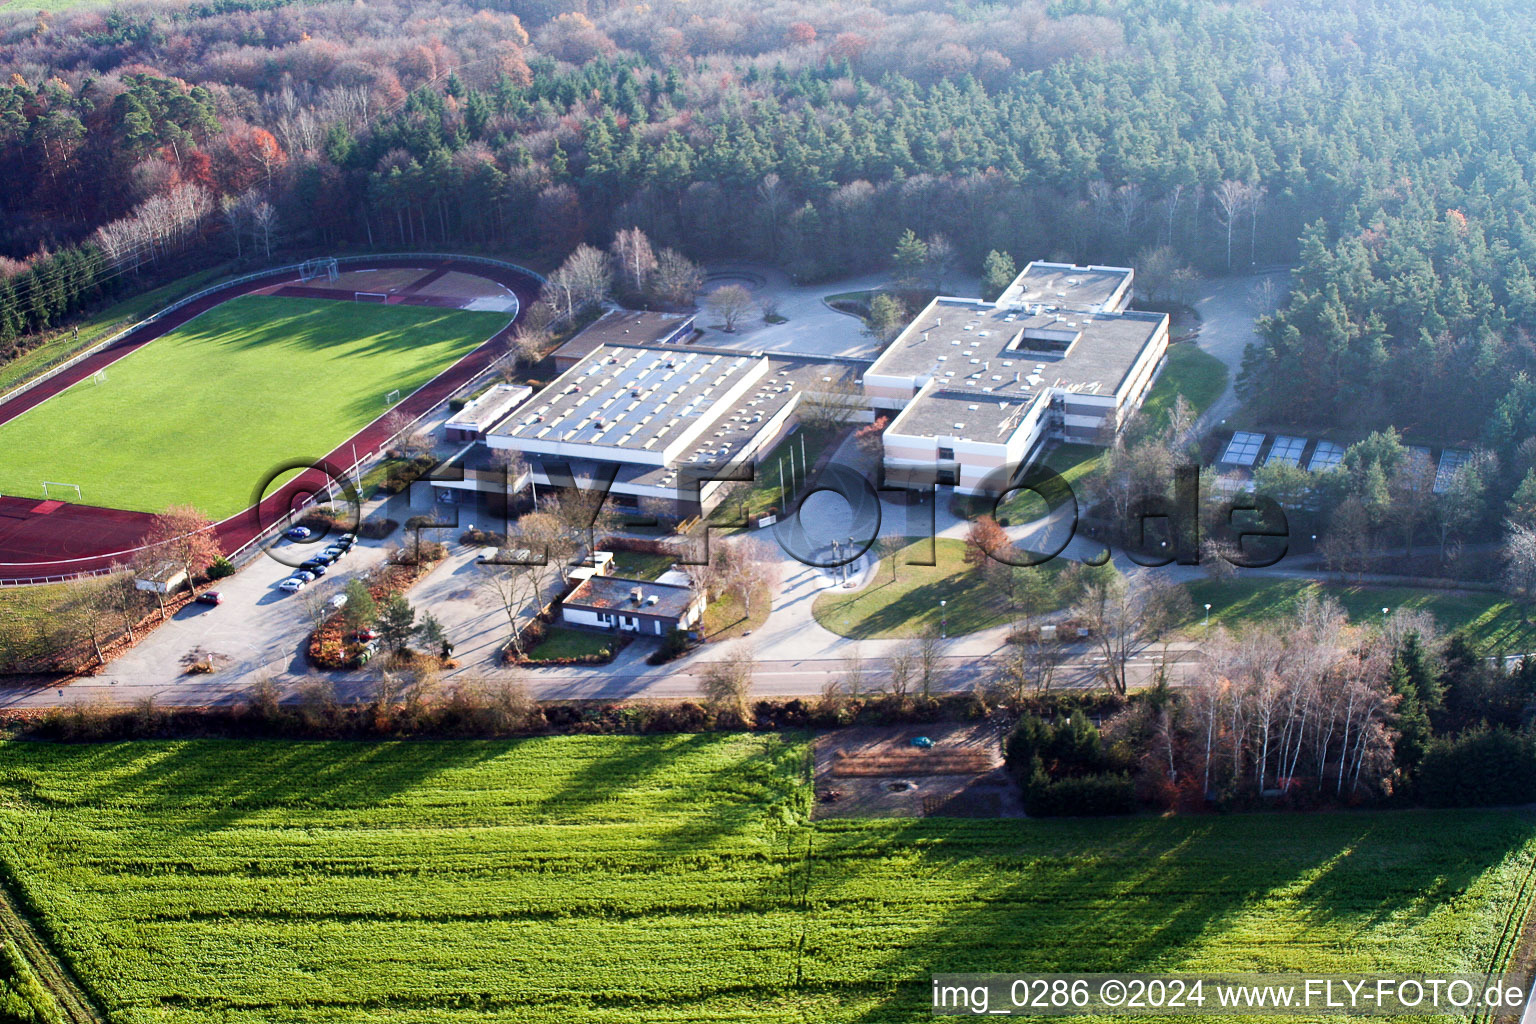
[647,628,690,665]
[206,557,236,580]
[1025,773,1139,816]
[375,455,438,496]
[358,518,399,540]
[1417,727,1536,807]
[461,526,507,547]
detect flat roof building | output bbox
[443,341,861,514]
[551,309,696,372]
[559,574,705,636]
[445,383,532,442]
[868,261,1168,495]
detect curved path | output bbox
[0,255,540,583]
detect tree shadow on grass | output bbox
[802,809,1536,1023]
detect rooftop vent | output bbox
[630,587,644,604]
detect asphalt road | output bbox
[0,646,1204,708]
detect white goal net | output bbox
[354,291,389,303]
[300,257,339,283]
[41,481,81,501]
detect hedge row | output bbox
[5,692,993,743]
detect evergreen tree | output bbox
[980,249,1016,301]
[891,229,928,290]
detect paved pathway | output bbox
[1190,267,1288,433]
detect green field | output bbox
[0,736,1530,1022]
[0,266,237,399]
[1181,576,1536,653]
[0,296,509,518]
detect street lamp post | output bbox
[1382,606,1390,628]
[940,599,947,639]
[1203,603,1212,635]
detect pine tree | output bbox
[891,229,928,290]
[981,250,1017,301]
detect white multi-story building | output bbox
[866,262,1169,494]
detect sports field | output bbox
[0,296,510,519]
[0,735,1530,1023]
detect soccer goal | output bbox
[300,257,339,283]
[90,369,107,385]
[384,389,402,406]
[354,291,389,304]
[41,481,81,501]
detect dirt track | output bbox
[0,256,538,582]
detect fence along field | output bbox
[0,734,1530,1023]
[0,295,510,520]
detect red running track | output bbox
[0,256,539,582]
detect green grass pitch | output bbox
[0,735,1530,1022]
[0,295,510,519]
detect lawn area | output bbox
[1134,342,1228,436]
[956,442,1106,523]
[813,537,1062,638]
[606,549,676,581]
[700,583,770,640]
[524,626,619,661]
[0,576,105,672]
[1180,576,1536,653]
[709,424,843,526]
[0,736,1531,1022]
[0,295,510,519]
[0,265,236,398]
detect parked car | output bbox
[292,570,317,583]
[352,628,380,642]
[285,526,312,541]
[322,545,346,559]
[278,577,306,592]
[196,591,223,606]
[337,534,356,549]
[300,559,329,573]
[327,593,348,610]
[476,546,500,563]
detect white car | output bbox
[278,576,307,592]
[327,593,348,610]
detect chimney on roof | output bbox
[630,587,643,604]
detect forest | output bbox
[3,0,1536,442]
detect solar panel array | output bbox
[1307,441,1344,472]
[1265,435,1307,466]
[1434,448,1472,494]
[1220,431,1266,467]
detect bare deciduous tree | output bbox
[700,641,756,717]
[705,284,754,332]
